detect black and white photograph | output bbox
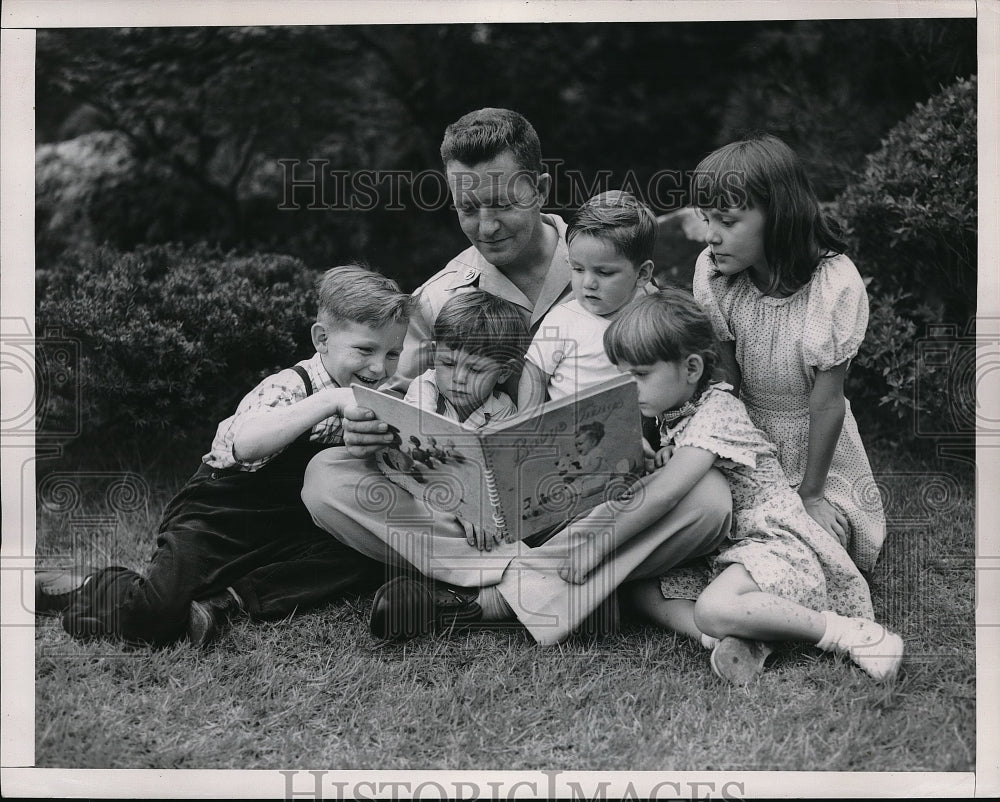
[1,0,996,798]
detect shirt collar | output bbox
[659,383,731,438]
[462,390,516,430]
[444,214,572,324]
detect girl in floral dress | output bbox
[560,290,903,684]
[690,133,885,573]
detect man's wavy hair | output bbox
[440,107,543,175]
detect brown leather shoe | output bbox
[369,576,481,641]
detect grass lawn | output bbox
[33,436,976,771]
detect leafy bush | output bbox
[836,76,976,449]
[848,285,945,449]
[835,75,976,321]
[37,244,318,433]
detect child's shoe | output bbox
[188,587,246,648]
[816,611,904,681]
[35,569,91,616]
[709,636,773,685]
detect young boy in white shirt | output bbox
[518,190,656,410]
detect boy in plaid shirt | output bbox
[37,265,413,647]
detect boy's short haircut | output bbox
[440,108,543,175]
[433,290,530,364]
[567,190,657,266]
[316,264,414,328]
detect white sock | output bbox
[476,586,514,621]
[817,610,904,681]
[700,633,720,650]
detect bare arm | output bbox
[515,360,550,417]
[232,387,357,462]
[559,446,718,583]
[717,340,742,395]
[798,362,849,545]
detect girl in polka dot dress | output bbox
[690,133,886,573]
[586,290,903,684]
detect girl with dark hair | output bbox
[690,133,885,574]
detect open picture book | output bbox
[353,374,644,542]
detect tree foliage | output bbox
[36,21,975,289]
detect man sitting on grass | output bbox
[36,265,412,647]
[302,107,734,645]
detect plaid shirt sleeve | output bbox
[203,362,344,471]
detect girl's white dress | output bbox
[658,386,873,619]
[694,249,886,572]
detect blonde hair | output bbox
[316,264,414,327]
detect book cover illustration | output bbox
[353,374,644,541]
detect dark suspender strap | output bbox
[290,364,313,396]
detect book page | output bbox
[483,375,644,541]
[352,386,498,537]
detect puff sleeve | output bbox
[692,248,735,342]
[669,389,761,471]
[801,255,869,371]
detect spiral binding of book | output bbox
[482,462,511,542]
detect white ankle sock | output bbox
[476,586,514,621]
[817,610,904,681]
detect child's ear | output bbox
[311,321,329,352]
[636,259,654,286]
[685,354,705,385]
[497,358,519,384]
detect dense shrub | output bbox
[847,285,953,449]
[836,76,976,449]
[835,76,976,321]
[37,245,318,433]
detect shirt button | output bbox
[463,268,478,281]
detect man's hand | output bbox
[558,531,612,585]
[456,516,504,552]
[801,496,849,549]
[342,405,396,457]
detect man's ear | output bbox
[685,354,705,386]
[535,171,552,205]
[636,259,654,286]
[311,321,329,352]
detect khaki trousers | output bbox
[302,447,732,644]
